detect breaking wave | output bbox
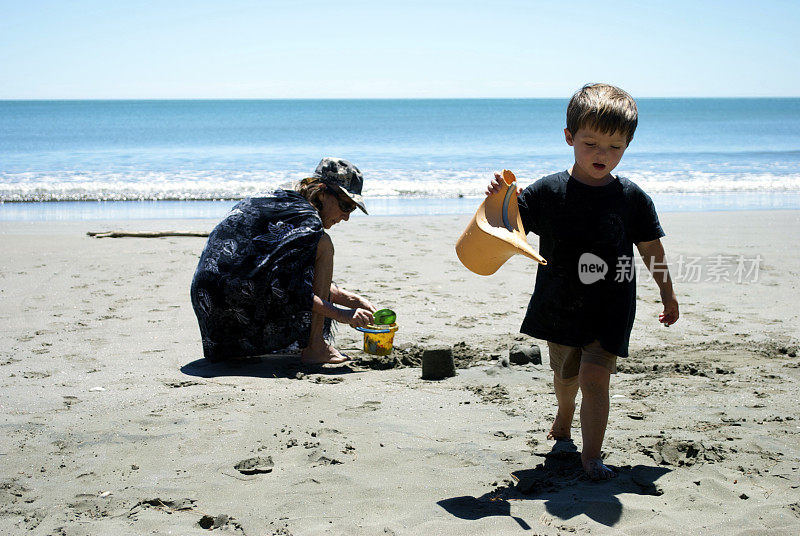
[2,168,800,202]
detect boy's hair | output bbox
[566,83,638,144]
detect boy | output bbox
[486,83,679,480]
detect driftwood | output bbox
[87,231,209,238]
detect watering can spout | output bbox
[455,170,547,276]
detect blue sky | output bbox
[1,0,798,98]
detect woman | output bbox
[190,158,376,365]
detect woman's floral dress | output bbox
[190,190,327,361]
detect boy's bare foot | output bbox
[547,411,573,440]
[582,457,616,481]
[301,343,348,365]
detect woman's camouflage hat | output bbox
[310,157,368,214]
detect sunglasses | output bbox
[326,186,358,213]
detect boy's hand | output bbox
[636,239,679,328]
[659,291,679,327]
[485,172,522,196]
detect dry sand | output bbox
[1,210,799,535]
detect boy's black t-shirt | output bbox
[517,171,664,357]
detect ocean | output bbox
[1,98,799,220]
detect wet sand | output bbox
[1,211,799,534]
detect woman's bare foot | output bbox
[547,411,573,440]
[582,457,616,481]
[301,342,348,365]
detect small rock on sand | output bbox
[509,344,542,365]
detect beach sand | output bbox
[1,210,799,535]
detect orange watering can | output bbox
[455,170,547,275]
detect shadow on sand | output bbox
[181,354,362,379]
[438,440,671,529]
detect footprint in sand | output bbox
[164,380,202,388]
[338,400,381,417]
[311,376,344,384]
[130,498,245,532]
[62,396,80,409]
[639,438,725,466]
[133,497,196,512]
[0,480,36,506]
[307,449,344,466]
[22,370,51,378]
[234,456,274,475]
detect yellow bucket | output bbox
[361,323,399,356]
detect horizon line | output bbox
[2,95,800,101]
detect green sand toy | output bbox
[373,309,396,325]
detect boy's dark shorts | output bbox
[547,340,617,378]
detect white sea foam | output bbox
[2,169,800,202]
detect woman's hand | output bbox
[329,284,377,313]
[355,295,377,313]
[340,307,374,328]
